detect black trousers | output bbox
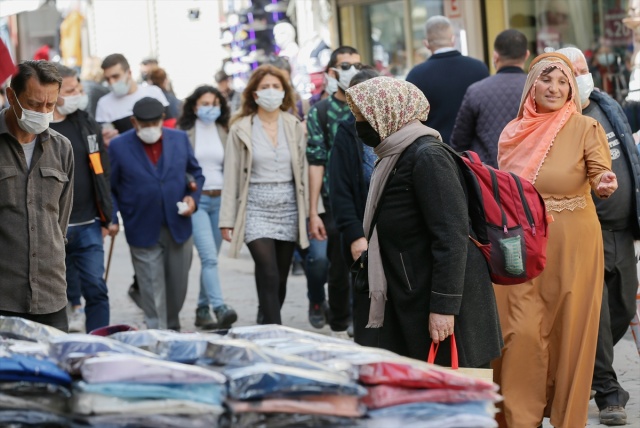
[0,306,69,333]
[592,228,637,409]
[322,209,352,332]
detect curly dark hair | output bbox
[177,85,230,131]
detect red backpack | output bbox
[421,141,550,285]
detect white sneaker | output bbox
[330,330,351,340]
[68,307,86,333]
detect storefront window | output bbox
[338,0,483,78]
[507,0,633,102]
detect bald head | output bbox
[425,16,454,51]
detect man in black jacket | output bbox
[51,64,111,333]
[406,15,488,145]
[559,47,640,427]
[450,29,529,167]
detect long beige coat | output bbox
[219,113,309,258]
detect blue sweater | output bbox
[406,50,489,145]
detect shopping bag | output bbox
[427,334,494,383]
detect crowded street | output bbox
[2,0,640,426]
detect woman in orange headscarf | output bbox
[494,53,618,427]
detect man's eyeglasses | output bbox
[335,62,364,71]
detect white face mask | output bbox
[325,74,338,95]
[13,96,53,134]
[334,66,359,91]
[575,73,594,105]
[110,76,131,97]
[136,125,162,144]
[255,88,285,112]
[56,94,88,116]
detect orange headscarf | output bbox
[497,53,581,183]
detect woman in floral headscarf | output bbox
[494,53,617,428]
[344,77,502,368]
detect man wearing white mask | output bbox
[558,47,640,427]
[109,97,204,330]
[97,53,169,307]
[0,60,74,331]
[50,63,112,334]
[306,46,362,337]
[96,54,169,146]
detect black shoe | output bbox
[128,284,144,309]
[214,304,238,329]
[308,301,328,329]
[599,405,627,426]
[291,260,305,276]
[256,307,264,325]
[195,306,217,330]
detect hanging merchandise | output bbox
[219,0,293,89]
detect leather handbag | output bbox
[350,250,369,293]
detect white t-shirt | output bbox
[95,85,169,123]
[22,138,37,169]
[194,119,224,190]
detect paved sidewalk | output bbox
[104,234,639,426]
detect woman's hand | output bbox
[596,171,617,199]
[221,228,234,242]
[429,313,455,344]
[350,237,368,261]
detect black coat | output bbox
[406,51,489,145]
[328,116,369,260]
[360,136,503,368]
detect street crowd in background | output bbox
[0,14,639,428]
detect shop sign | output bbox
[604,7,633,47]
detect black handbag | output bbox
[350,250,369,293]
[350,167,396,294]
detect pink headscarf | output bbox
[498,52,581,183]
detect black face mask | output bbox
[355,121,381,148]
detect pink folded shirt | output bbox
[80,354,226,384]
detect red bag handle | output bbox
[427,333,459,369]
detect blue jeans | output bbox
[65,221,110,332]
[192,195,224,309]
[304,237,328,304]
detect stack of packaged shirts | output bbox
[0,317,73,426]
[248,328,501,428]
[112,327,367,426]
[72,353,226,426]
[1,317,503,427]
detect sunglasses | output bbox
[334,62,364,71]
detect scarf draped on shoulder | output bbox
[497,52,581,183]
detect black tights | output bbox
[247,238,296,324]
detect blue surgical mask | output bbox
[325,74,338,94]
[110,76,131,97]
[197,105,221,124]
[598,53,616,67]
